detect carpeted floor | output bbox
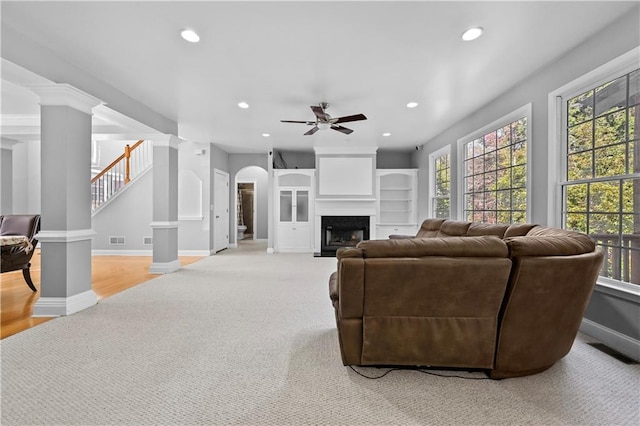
[1,241,639,425]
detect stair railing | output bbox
[91,140,152,211]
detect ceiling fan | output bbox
[280,102,367,135]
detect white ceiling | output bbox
[1,1,637,153]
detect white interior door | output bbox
[214,169,229,252]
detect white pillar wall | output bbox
[149,135,181,274]
[29,84,102,317]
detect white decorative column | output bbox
[149,135,181,274]
[30,84,101,317]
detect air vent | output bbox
[143,236,153,245]
[109,236,126,245]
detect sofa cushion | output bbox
[415,218,446,238]
[356,235,509,258]
[467,222,510,238]
[437,220,471,237]
[505,234,596,256]
[504,223,539,238]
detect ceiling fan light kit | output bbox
[281,103,367,136]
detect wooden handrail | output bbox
[91,140,144,183]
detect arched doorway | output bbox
[234,166,268,245]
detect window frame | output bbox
[548,47,640,297]
[428,145,451,219]
[456,103,532,222]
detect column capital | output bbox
[28,83,103,114]
[152,134,183,150]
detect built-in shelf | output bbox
[376,169,418,237]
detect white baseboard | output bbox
[93,250,209,257]
[229,243,238,248]
[580,318,640,361]
[267,247,275,254]
[33,290,98,317]
[148,259,181,274]
[92,250,153,256]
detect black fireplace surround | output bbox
[318,216,370,257]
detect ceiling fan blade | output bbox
[280,120,315,125]
[331,125,354,135]
[333,113,367,124]
[310,105,328,120]
[304,126,320,135]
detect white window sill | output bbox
[594,278,640,304]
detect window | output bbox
[458,105,530,223]
[429,146,450,218]
[562,68,639,286]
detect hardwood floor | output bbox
[0,250,203,339]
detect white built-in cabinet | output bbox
[376,169,418,239]
[275,169,314,252]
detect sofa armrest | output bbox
[338,258,365,318]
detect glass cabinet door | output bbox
[296,190,309,222]
[279,190,293,222]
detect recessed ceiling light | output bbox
[262,133,270,137]
[180,29,200,43]
[407,102,419,108]
[382,132,391,137]
[461,27,484,41]
[238,101,249,109]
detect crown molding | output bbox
[28,83,103,114]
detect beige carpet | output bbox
[1,241,639,425]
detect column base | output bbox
[33,289,98,317]
[149,259,181,274]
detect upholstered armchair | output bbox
[0,214,41,291]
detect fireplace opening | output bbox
[318,216,369,257]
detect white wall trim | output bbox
[32,290,98,317]
[148,259,181,274]
[28,83,103,114]
[92,249,153,256]
[36,229,96,243]
[580,318,640,361]
[149,221,179,229]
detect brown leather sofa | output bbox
[328,219,604,378]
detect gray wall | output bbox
[92,169,153,251]
[275,149,415,170]
[377,150,415,169]
[413,8,640,358]
[1,147,13,214]
[10,140,41,214]
[274,150,315,169]
[177,141,211,253]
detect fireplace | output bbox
[318,216,370,257]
